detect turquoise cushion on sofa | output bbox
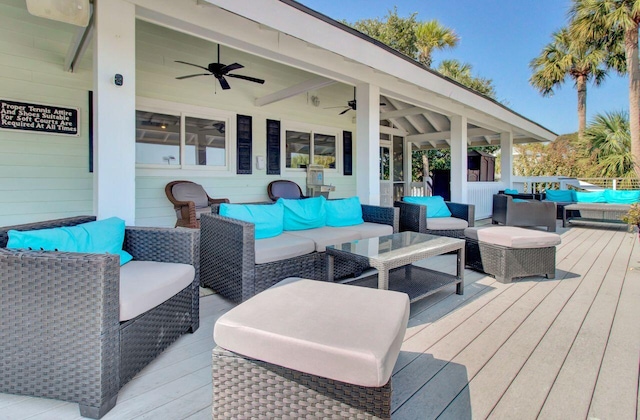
[325,197,364,227]
[219,202,284,239]
[279,196,327,231]
[544,189,575,202]
[575,190,606,203]
[603,189,640,204]
[504,188,519,195]
[402,196,452,218]
[7,217,132,265]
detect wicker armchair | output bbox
[394,200,475,239]
[165,180,229,228]
[267,180,307,201]
[492,194,557,232]
[0,216,200,419]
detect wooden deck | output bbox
[1,223,639,419]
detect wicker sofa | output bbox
[393,199,475,239]
[0,216,200,419]
[200,203,398,303]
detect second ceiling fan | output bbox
[175,44,265,90]
[326,87,386,115]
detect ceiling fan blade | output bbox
[217,75,231,90]
[339,108,351,115]
[324,106,349,109]
[380,102,387,106]
[176,73,212,80]
[227,74,265,84]
[221,63,244,74]
[174,60,210,72]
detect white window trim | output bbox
[135,97,236,175]
[281,120,341,174]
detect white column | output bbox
[450,115,468,203]
[355,83,380,205]
[500,131,513,188]
[93,0,136,224]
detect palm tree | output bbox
[437,59,497,98]
[530,27,607,140]
[570,0,640,177]
[584,110,635,178]
[415,20,459,67]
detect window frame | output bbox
[281,121,340,174]
[135,97,235,175]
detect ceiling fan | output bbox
[325,87,386,115]
[174,44,265,90]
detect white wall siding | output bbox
[0,0,93,226]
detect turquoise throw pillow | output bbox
[504,188,519,195]
[545,189,575,202]
[512,198,529,203]
[325,197,364,227]
[7,217,132,265]
[402,196,452,218]
[603,189,640,204]
[219,202,284,239]
[575,190,606,203]
[279,196,327,231]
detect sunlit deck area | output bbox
[2,222,639,420]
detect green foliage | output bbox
[437,59,497,99]
[410,146,499,182]
[348,7,419,59]
[622,203,640,229]
[415,20,459,67]
[583,110,635,177]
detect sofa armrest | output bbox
[446,202,475,227]
[361,205,399,233]
[393,201,426,233]
[0,249,121,401]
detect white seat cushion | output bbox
[426,217,468,230]
[286,226,361,252]
[119,261,195,321]
[254,233,316,264]
[214,279,410,387]
[341,222,394,240]
[465,226,561,248]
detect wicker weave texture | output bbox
[200,205,398,303]
[212,347,391,419]
[563,203,630,228]
[465,238,556,283]
[0,216,200,418]
[394,200,474,239]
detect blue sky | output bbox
[298,0,628,136]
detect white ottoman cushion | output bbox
[465,226,561,249]
[214,279,410,387]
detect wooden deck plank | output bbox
[438,227,619,419]
[538,229,633,418]
[488,229,624,419]
[588,234,640,420]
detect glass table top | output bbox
[326,231,463,260]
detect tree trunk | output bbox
[625,26,640,179]
[577,74,587,141]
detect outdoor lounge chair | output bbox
[492,194,557,232]
[165,180,229,228]
[0,216,200,419]
[267,179,307,201]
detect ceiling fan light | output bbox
[26,0,91,27]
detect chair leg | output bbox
[79,395,118,419]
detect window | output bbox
[285,126,338,170]
[184,116,226,167]
[135,111,180,165]
[135,104,229,170]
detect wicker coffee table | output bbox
[326,231,464,303]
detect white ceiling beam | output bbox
[407,127,495,142]
[254,76,336,107]
[379,106,425,120]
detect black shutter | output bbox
[237,114,252,174]
[266,119,281,175]
[343,130,352,176]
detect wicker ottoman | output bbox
[464,226,561,283]
[212,279,410,419]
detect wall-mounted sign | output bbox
[0,99,79,136]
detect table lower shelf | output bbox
[339,265,462,303]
